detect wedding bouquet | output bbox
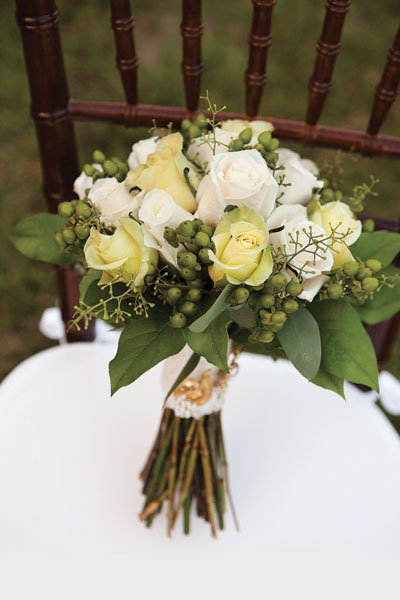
[10,94,400,537]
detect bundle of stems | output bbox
[139,409,238,537]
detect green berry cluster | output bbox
[55,199,97,253]
[320,258,386,304]
[82,150,129,183]
[162,218,216,328]
[181,114,209,143]
[228,128,280,169]
[246,273,303,344]
[320,187,343,203]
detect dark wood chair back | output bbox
[15,0,400,369]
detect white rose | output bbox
[275,149,323,205]
[128,136,158,171]
[138,188,194,266]
[187,127,233,166]
[267,204,334,279]
[196,149,278,226]
[220,119,274,136]
[73,163,102,200]
[88,177,139,228]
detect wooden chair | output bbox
[15,0,400,370]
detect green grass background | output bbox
[1,0,399,380]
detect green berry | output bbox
[188,124,201,138]
[177,220,194,237]
[92,150,106,163]
[283,299,299,313]
[255,143,266,154]
[191,278,204,288]
[185,241,199,254]
[170,313,187,329]
[83,163,96,177]
[177,251,198,268]
[103,160,118,177]
[259,294,275,309]
[362,277,379,292]
[187,288,203,303]
[356,267,372,281]
[268,138,280,151]
[195,113,207,128]
[164,227,177,244]
[239,127,252,144]
[180,301,198,316]
[75,223,90,240]
[62,227,76,244]
[194,231,210,248]
[58,201,74,218]
[198,248,212,264]
[199,224,214,237]
[363,219,375,233]
[191,218,203,231]
[230,138,244,151]
[181,267,197,281]
[321,188,336,202]
[75,202,92,219]
[286,280,303,297]
[167,287,183,305]
[270,273,287,291]
[334,190,343,201]
[365,259,383,273]
[258,131,272,148]
[343,261,359,277]
[259,329,275,343]
[55,231,67,249]
[234,287,250,304]
[266,151,279,163]
[271,311,287,326]
[181,118,192,131]
[327,283,343,300]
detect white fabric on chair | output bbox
[0,343,400,600]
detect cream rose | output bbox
[127,132,199,213]
[196,150,278,226]
[309,200,362,268]
[187,127,234,166]
[128,136,158,171]
[84,217,158,286]
[138,189,194,266]
[208,205,273,286]
[220,119,274,136]
[275,149,323,205]
[87,177,140,228]
[73,163,102,200]
[267,204,334,278]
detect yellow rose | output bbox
[126,132,198,213]
[208,206,273,286]
[84,217,158,286]
[309,200,362,268]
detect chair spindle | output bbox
[245,0,276,118]
[306,0,351,126]
[15,0,93,342]
[110,0,138,105]
[367,25,400,136]
[181,0,203,112]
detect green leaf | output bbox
[9,213,78,265]
[312,369,345,399]
[309,299,379,392]
[79,269,101,299]
[164,352,201,402]
[109,311,185,395]
[277,307,321,380]
[350,231,400,267]
[229,305,257,329]
[188,284,234,333]
[184,310,230,371]
[355,266,400,325]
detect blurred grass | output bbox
[1,0,399,380]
